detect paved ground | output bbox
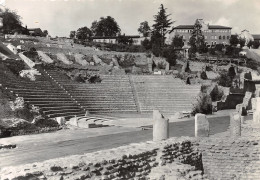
[0,113,251,168]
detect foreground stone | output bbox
[0,137,202,180]
[153,110,169,141]
[195,113,209,137]
[230,112,241,137]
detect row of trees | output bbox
[70,16,121,40]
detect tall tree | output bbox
[229,34,239,46]
[152,4,173,46]
[172,35,184,49]
[76,27,92,40]
[138,21,151,37]
[188,19,206,54]
[0,8,22,34]
[92,16,120,37]
[43,30,48,37]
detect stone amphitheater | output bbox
[1,36,260,180]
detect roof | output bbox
[28,28,42,31]
[172,25,232,30]
[92,35,140,39]
[252,34,260,40]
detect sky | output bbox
[3,0,260,37]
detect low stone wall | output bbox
[0,137,204,180]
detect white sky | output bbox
[4,0,260,37]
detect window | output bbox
[219,36,222,40]
[227,36,230,40]
[223,36,225,40]
[205,36,207,39]
[215,36,217,39]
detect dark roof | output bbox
[172,25,232,30]
[92,35,140,39]
[253,34,260,40]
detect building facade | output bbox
[168,20,232,47]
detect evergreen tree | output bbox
[188,19,206,54]
[152,4,173,46]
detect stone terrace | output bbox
[0,63,85,119]
[132,75,201,116]
[45,69,138,114]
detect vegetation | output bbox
[217,70,234,87]
[210,85,224,101]
[200,71,208,80]
[76,26,92,41]
[152,4,173,47]
[91,16,121,37]
[138,21,151,37]
[172,35,184,49]
[188,19,207,55]
[192,92,212,115]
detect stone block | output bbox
[153,110,169,141]
[230,112,241,137]
[56,117,66,125]
[70,117,78,127]
[195,113,209,137]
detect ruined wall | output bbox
[0,137,204,180]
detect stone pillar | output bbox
[165,62,170,71]
[56,117,66,125]
[70,117,78,127]
[153,110,169,141]
[230,112,241,137]
[195,113,209,137]
[253,97,260,123]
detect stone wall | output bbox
[0,137,204,180]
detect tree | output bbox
[117,35,133,45]
[152,4,173,46]
[172,35,184,49]
[188,19,206,54]
[230,35,239,46]
[141,38,151,50]
[43,30,48,37]
[252,40,260,49]
[76,26,92,40]
[69,31,76,39]
[92,16,121,37]
[239,38,246,47]
[0,8,22,34]
[138,21,151,37]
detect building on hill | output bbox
[252,34,260,43]
[92,35,147,45]
[28,28,44,37]
[168,20,232,47]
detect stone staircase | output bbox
[132,75,201,116]
[44,69,138,114]
[0,62,85,119]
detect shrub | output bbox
[5,60,25,76]
[34,117,59,128]
[210,85,224,101]
[217,71,233,87]
[192,92,212,116]
[200,71,208,80]
[88,75,102,83]
[157,61,165,69]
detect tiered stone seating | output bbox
[44,69,138,113]
[132,75,201,116]
[0,63,85,119]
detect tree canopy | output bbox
[91,16,121,37]
[76,26,92,40]
[138,21,151,37]
[229,35,239,46]
[69,31,76,39]
[0,8,23,34]
[172,35,184,49]
[152,4,173,46]
[188,19,206,54]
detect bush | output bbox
[218,71,233,87]
[157,61,165,69]
[5,60,25,76]
[200,71,208,80]
[210,85,224,101]
[192,92,212,116]
[34,117,59,128]
[88,75,102,83]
